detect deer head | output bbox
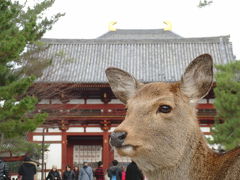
[105,54,213,171]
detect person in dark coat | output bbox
[94,161,104,180]
[0,159,9,180]
[18,156,37,180]
[125,161,144,180]
[46,165,61,180]
[107,160,122,180]
[73,166,79,180]
[62,165,74,180]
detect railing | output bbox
[35,103,216,123]
[36,104,126,117]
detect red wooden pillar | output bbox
[102,131,110,170]
[27,132,33,141]
[60,120,69,172]
[67,143,73,168]
[61,130,67,172]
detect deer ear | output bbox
[180,54,213,102]
[105,67,142,104]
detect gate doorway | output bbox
[67,135,103,169]
[73,145,102,168]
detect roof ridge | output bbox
[97,29,182,39]
[41,36,230,44]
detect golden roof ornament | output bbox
[163,21,172,31]
[108,21,117,31]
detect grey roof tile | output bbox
[37,36,235,83]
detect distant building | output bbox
[27,29,234,178]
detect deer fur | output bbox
[105,54,240,180]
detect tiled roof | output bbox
[37,36,235,83]
[98,29,182,39]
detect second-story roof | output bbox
[36,34,234,83]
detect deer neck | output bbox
[143,129,216,180]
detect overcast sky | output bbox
[43,0,240,59]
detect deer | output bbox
[105,54,240,180]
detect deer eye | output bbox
[157,105,172,113]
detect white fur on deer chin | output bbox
[116,145,135,156]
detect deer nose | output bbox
[110,131,127,147]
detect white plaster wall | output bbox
[38,99,50,104]
[33,135,62,141]
[85,127,103,132]
[67,99,84,104]
[109,127,116,132]
[108,99,122,104]
[209,99,214,103]
[87,99,103,104]
[198,99,207,104]
[45,144,62,169]
[48,128,61,133]
[33,135,43,141]
[34,128,44,132]
[66,127,84,132]
[51,99,62,104]
[200,127,210,133]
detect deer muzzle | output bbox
[110,131,127,147]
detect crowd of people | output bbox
[0,157,144,180]
[44,160,144,180]
[46,160,144,180]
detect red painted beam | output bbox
[32,132,104,136]
[46,117,124,121]
[198,116,215,120]
[36,104,125,109]
[37,103,214,110]
[2,156,25,162]
[200,124,213,127]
